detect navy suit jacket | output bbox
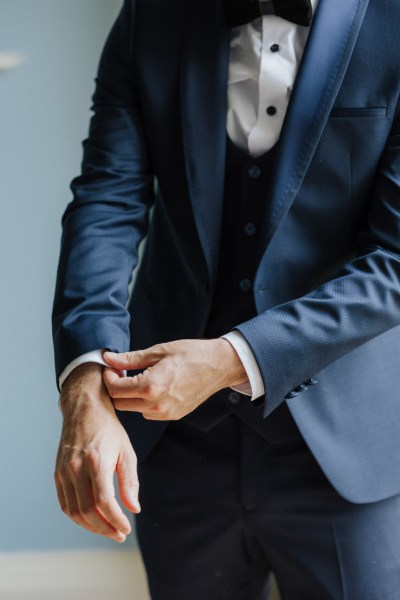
[53,0,400,503]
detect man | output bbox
[53,0,400,598]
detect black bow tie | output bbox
[223,0,313,28]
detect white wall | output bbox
[0,0,132,552]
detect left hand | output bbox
[102,338,248,420]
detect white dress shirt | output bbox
[59,1,318,397]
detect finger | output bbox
[54,473,68,513]
[61,457,128,543]
[59,478,96,532]
[113,397,157,413]
[105,371,152,399]
[114,398,176,421]
[102,367,124,395]
[142,412,176,421]
[103,349,156,371]
[116,447,141,513]
[74,475,129,543]
[90,467,132,535]
[55,474,96,531]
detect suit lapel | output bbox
[256,0,370,263]
[180,0,230,282]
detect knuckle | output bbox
[149,402,161,413]
[141,382,152,396]
[147,382,164,399]
[109,380,121,395]
[80,504,96,519]
[124,453,137,470]
[96,495,111,511]
[159,402,171,417]
[155,342,168,354]
[67,459,82,477]
[57,464,69,481]
[107,384,116,397]
[86,451,100,471]
[127,479,140,491]
[68,507,80,519]
[79,506,92,519]
[127,352,138,367]
[120,475,139,488]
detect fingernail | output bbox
[131,496,141,512]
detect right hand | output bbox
[54,363,140,543]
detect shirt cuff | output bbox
[222,331,265,401]
[59,349,108,389]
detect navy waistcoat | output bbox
[185,137,301,444]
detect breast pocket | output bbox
[329,107,387,118]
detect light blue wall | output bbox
[0,0,136,551]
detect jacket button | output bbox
[247,165,262,179]
[304,377,318,386]
[285,390,298,399]
[228,391,241,405]
[239,278,252,292]
[294,384,307,393]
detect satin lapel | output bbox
[257,0,370,266]
[180,0,230,283]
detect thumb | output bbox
[117,446,141,514]
[102,367,122,395]
[103,367,121,393]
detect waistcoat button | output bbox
[239,278,252,292]
[247,165,261,179]
[228,391,241,405]
[244,222,257,237]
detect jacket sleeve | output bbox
[236,105,400,417]
[52,0,153,381]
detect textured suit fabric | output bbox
[53,0,400,503]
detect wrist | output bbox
[214,338,248,388]
[59,362,112,418]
